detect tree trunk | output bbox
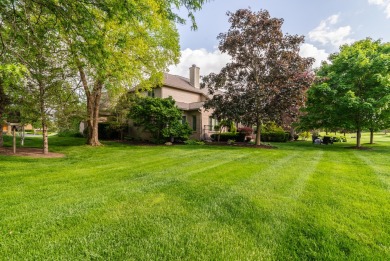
[42,122,49,154]
[289,127,295,141]
[255,119,261,146]
[13,127,16,154]
[78,66,102,146]
[356,128,362,148]
[369,128,374,144]
[20,126,25,146]
[0,129,3,147]
[0,83,7,147]
[39,80,49,154]
[86,89,102,146]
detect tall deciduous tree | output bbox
[203,9,314,145]
[1,1,70,154]
[60,0,209,146]
[300,39,390,147]
[65,1,181,146]
[1,0,209,147]
[0,64,28,147]
[0,65,13,146]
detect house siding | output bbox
[180,108,215,140]
[200,108,216,140]
[2,123,34,134]
[161,86,205,103]
[128,70,217,141]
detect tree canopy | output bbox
[203,9,314,145]
[0,64,27,147]
[300,38,390,147]
[0,0,209,150]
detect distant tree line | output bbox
[1,3,388,151]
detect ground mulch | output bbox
[0,147,65,158]
[120,140,276,149]
[205,142,276,149]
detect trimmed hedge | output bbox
[211,131,289,142]
[261,131,289,142]
[98,123,122,140]
[57,130,84,138]
[210,132,246,142]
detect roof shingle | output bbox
[163,73,208,96]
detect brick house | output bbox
[2,122,34,134]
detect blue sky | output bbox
[169,0,390,77]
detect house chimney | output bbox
[189,64,200,89]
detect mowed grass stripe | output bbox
[279,149,390,260]
[1,135,390,260]
[353,150,390,191]
[134,150,324,260]
[1,146,299,260]
[213,149,325,258]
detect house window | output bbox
[192,115,197,131]
[209,117,218,131]
[147,90,155,98]
[182,116,187,125]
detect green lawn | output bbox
[1,134,389,260]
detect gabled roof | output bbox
[163,73,208,97]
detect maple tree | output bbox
[300,38,390,147]
[1,0,209,147]
[203,9,314,145]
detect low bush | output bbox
[262,122,285,132]
[57,130,84,138]
[261,131,289,142]
[98,123,122,140]
[210,132,246,142]
[285,132,292,141]
[299,131,311,141]
[227,139,235,145]
[184,139,205,145]
[238,127,253,136]
[332,136,347,142]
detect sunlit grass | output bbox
[0,133,389,260]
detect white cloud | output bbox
[327,14,340,25]
[368,0,390,18]
[300,43,329,68]
[308,14,354,48]
[169,45,327,78]
[168,48,231,78]
[368,0,384,4]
